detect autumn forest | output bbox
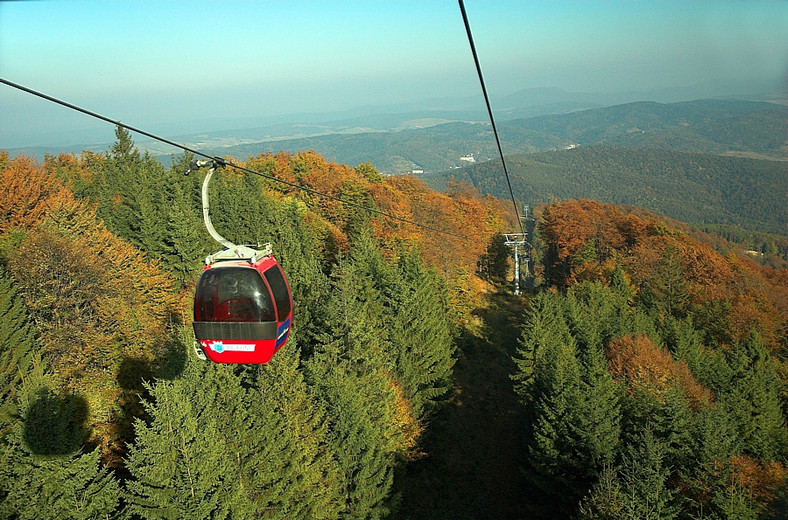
[1,124,787,519]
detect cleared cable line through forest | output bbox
[458,0,526,235]
[1,77,468,240]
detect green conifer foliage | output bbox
[512,291,569,403]
[305,242,405,518]
[639,245,690,319]
[577,464,625,520]
[315,240,391,370]
[618,426,679,520]
[0,268,37,427]
[125,345,344,519]
[123,360,251,519]
[306,351,400,520]
[719,331,787,460]
[240,346,343,519]
[389,247,456,416]
[162,180,211,287]
[95,126,170,259]
[514,291,608,515]
[265,198,332,353]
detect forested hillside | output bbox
[425,145,787,235]
[1,129,787,519]
[515,199,788,518]
[504,99,786,158]
[0,128,512,519]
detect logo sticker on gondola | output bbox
[208,341,255,353]
[276,317,291,349]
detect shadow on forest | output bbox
[22,335,188,461]
[23,389,90,456]
[390,288,533,520]
[111,337,187,467]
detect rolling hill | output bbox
[215,98,784,174]
[422,146,787,235]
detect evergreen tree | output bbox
[96,126,143,240]
[123,360,251,519]
[577,464,625,520]
[639,245,690,319]
[305,244,405,518]
[719,331,787,460]
[477,232,509,283]
[388,247,455,416]
[618,426,679,520]
[313,236,392,371]
[305,350,400,520]
[125,344,344,519]
[512,291,569,403]
[0,268,38,427]
[562,285,622,475]
[96,126,170,258]
[240,346,343,519]
[162,179,210,287]
[514,293,605,516]
[620,385,696,476]
[266,197,332,355]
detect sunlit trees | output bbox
[0,373,120,520]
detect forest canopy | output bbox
[1,130,786,519]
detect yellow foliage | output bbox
[388,377,423,458]
[607,334,712,409]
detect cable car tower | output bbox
[504,205,531,296]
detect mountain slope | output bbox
[423,146,787,234]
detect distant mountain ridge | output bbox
[210,98,784,174]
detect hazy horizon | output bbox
[2,1,786,150]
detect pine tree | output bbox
[305,351,400,520]
[577,464,625,520]
[619,425,679,520]
[239,346,343,519]
[562,284,622,473]
[0,268,38,427]
[305,246,405,518]
[266,197,332,355]
[524,329,589,516]
[639,245,690,319]
[162,179,210,287]
[514,294,599,516]
[123,360,251,519]
[720,331,787,460]
[388,247,455,416]
[313,236,392,371]
[512,291,569,403]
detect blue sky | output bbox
[1,0,786,147]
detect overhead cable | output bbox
[0,77,465,239]
[457,0,526,235]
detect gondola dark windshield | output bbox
[195,267,275,322]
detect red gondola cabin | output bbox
[193,254,292,364]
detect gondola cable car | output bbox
[187,158,293,364]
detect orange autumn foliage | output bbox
[0,153,69,234]
[607,334,712,409]
[729,456,788,509]
[540,199,788,354]
[1,157,177,461]
[243,150,513,277]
